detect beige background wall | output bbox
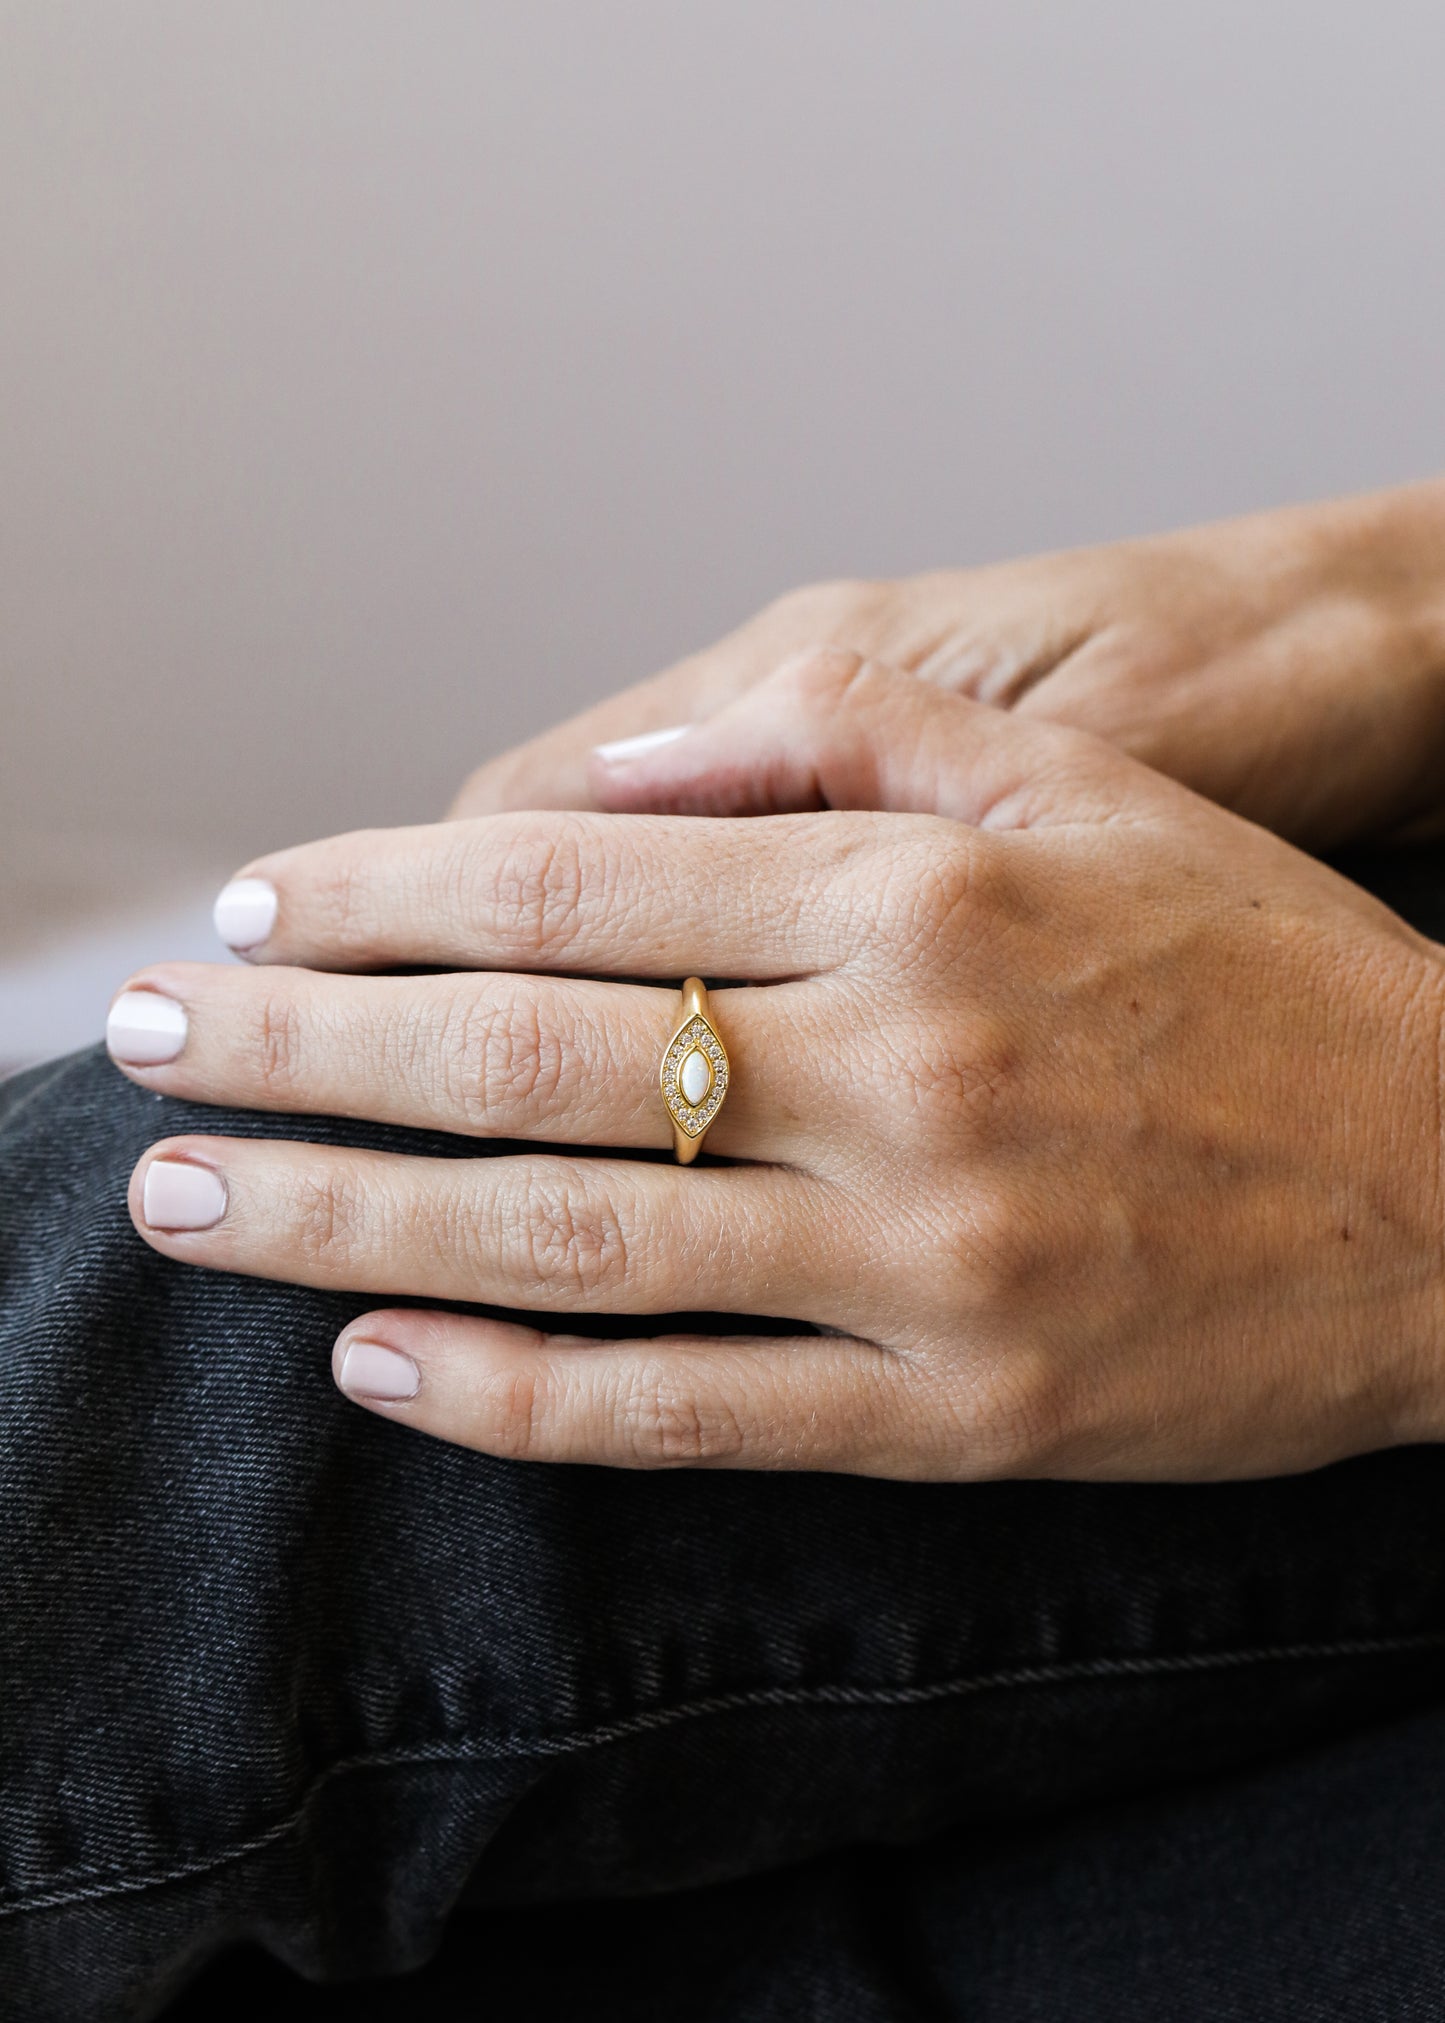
[4,1,1445,936]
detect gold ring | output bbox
[660,977,730,1164]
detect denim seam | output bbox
[5,1625,1445,1921]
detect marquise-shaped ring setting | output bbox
[660,978,730,1163]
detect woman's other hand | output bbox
[454,482,1445,850]
[108,655,1445,1480]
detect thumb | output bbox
[587,648,1173,829]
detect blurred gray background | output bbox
[3,0,1444,1059]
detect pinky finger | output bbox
[330,1311,915,1476]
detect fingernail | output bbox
[142,1159,228,1231]
[107,990,188,1066]
[337,1339,421,1402]
[213,877,278,952]
[592,724,691,764]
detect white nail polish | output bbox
[213,877,277,952]
[337,1340,421,1402]
[592,724,691,764]
[142,1159,228,1230]
[107,990,188,1066]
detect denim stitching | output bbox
[5,1625,1444,1920]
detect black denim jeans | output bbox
[2,846,1445,2023]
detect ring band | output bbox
[660,977,730,1164]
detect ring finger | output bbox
[107,963,805,1161]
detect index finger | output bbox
[215,810,886,977]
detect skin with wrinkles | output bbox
[110,649,1445,1483]
[452,481,1445,851]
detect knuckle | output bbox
[916,830,991,934]
[901,1189,1049,1335]
[864,821,988,956]
[955,1188,1049,1304]
[480,1363,550,1463]
[909,1344,1068,1478]
[469,817,601,962]
[291,1166,369,1273]
[616,1364,749,1466]
[252,987,307,1098]
[504,1173,631,1302]
[895,1013,1020,1144]
[440,989,567,1132]
[973,1354,1072,1474]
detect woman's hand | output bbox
[454,482,1445,850]
[108,655,1445,1480]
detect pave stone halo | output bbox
[661,979,731,1163]
[662,1017,727,1133]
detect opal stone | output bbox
[679,1048,712,1106]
